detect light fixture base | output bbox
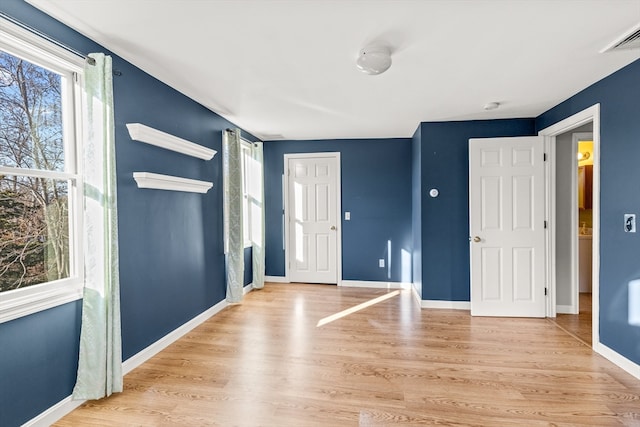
[483,102,500,111]
[356,46,392,75]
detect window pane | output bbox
[243,196,250,243]
[0,50,65,171]
[0,175,70,292]
[241,146,250,244]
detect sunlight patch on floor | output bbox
[316,290,400,327]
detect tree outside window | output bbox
[0,49,72,292]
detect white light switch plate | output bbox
[624,214,636,233]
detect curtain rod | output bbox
[0,11,95,65]
[225,128,262,145]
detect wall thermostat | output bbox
[429,188,439,198]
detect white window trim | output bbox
[0,15,84,73]
[0,16,85,324]
[0,279,84,323]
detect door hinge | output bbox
[544,220,548,229]
[544,287,548,296]
[543,153,547,161]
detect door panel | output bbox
[481,176,502,230]
[287,155,339,284]
[513,176,533,230]
[481,247,502,300]
[470,136,545,317]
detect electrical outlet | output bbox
[345,211,351,220]
[379,259,385,268]
[624,214,636,233]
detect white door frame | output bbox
[283,152,342,285]
[539,103,600,346]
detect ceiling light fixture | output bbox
[483,102,500,111]
[356,46,392,75]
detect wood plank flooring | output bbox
[549,293,593,346]
[55,284,640,426]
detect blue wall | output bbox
[264,139,413,283]
[0,1,255,425]
[536,59,640,365]
[417,119,536,301]
[0,303,81,426]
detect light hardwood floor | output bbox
[56,284,640,426]
[549,293,593,346]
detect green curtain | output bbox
[250,142,265,290]
[72,53,122,400]
[223,128,244,302]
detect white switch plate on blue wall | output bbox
[624,214,636,232]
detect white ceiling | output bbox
[26,0,640,140]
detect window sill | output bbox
[0,279,83,324]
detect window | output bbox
[0,18,84,323]
[239,139,262,249]
[240,141,253,248]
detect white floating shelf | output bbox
[133,172,213,193]
[126,123,216,160]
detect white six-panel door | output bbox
[286,154,339,284]
[469,137,546,317]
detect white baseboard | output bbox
[410,285,422,308]
[22,395,85,427]
[594,342,640,380]
[122,283,254,374]
[421,299,471,310]
[556,304,578,314]
[340,280,411,290]
[122,298,229,374]
[25,286,257,427]
[265,275,289,283]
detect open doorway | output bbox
[540,104,600,348]
[553,124,594,345]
